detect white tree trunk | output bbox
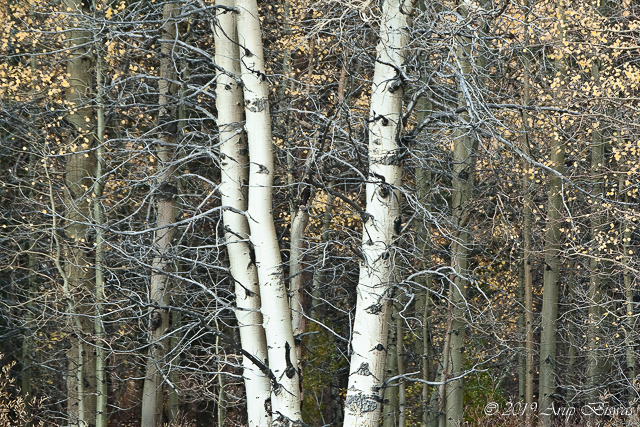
[63,1,97,425]
[141,3,179,426]
[343,0,410,425]
[215,3,272,426]
[235,0,302,424]
[290,205,310,362]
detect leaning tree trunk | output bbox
[235,0,302,423]
[140,3,179,427]
[215,3,272,426]
[63,0,97,425]
[342,0,410,425]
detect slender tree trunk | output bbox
[565,265,577,402]
[63,0,97,425]
[538,5,567,421]
[290,148,315,362]
[215,3,272,425]
[520,13,535,417]
[342,0,410,424]
[141,3,180,426]
[586,59,604,403]
[415,87,434,427]
[518,258,526,400]
[396,306,406,427]
[168,78,188,426]
[444,22,477,427]
[619,155,636,407]
[311,183,334,317]
[235,0,302,423]
[93,34,107,427]
[382,306,399,427]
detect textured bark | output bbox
[621,172,636,405]
[520,17,535,418]
[444,23,477,427]
[586,59,605,402]
[215,3,272,425]
[381,306,399,427]
[565,266,577,403]
[518,259,526,400]
[342,0,410,424]
[63,0,97,425]
[140,3,180,426]
[415,90,434,427]
[235,0,302,422]
[93,39,107,427]
[538,5,567,423]
[290,205,310,361]
[396,306,406,427]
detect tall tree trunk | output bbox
[621,172,636,407]
[342,0,410,424]
[215,3,272,425]
[520,7,535,417]
[93,31,107,427]
[586,58,604,403]
[63,0,97,425]
[235,0,302,423]
[444,19,477,427]
[141,3,180,426]
[538,5,567,421]
[415,87,434,427]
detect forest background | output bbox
[0,0,639,426]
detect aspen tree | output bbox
[215,2,271,425]
[539,3,567,423]
[342,0,411,424]
[140,3,180,426]
[586,57,605,402]
[444,5,479,425]
[63,0,97,424]
[92,23,107,427]
[521,1,535,419]
[235,0,302,422]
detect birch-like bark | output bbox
[586,59,604,402]
[215,3,271,426]
[93,34,107,427]
[396,306,406,427]
[444,23,477,427]
[539,4,567,422]
[520,9,535,416]
[63,0,97,424]
[342,0,410,424]
[621,169,636,405]
[290,204,310,361]
[141,3,179,426]
[415,92,434,427]
[235,0,302,423]
[382,306,399,427]
[565,265,577,403]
